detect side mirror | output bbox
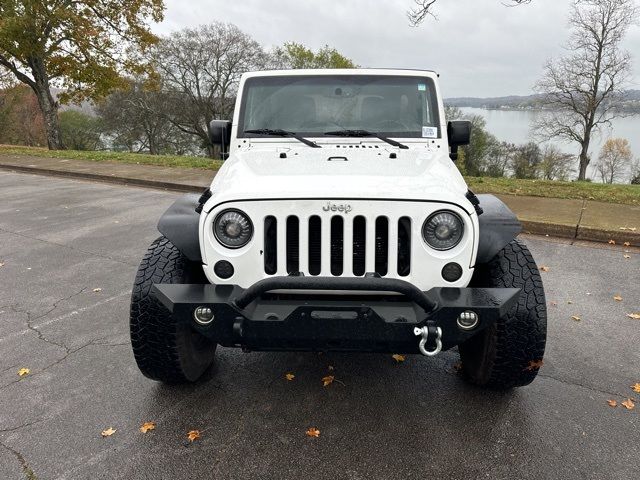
[447,121,471,161]
[208,120,232,159]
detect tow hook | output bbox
[414,325,443,357]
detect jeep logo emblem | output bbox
[323,202,352,214]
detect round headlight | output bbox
[214,209,253,248]
[422,211,464,250]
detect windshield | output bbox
[238,74,440,139]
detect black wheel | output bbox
[459,239,547,389]
[130,236,216,383]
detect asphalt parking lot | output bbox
[0,171,638,480]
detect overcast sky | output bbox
[154,0,640,98]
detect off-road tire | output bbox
[130,236,216,383]
[459,239,547,389]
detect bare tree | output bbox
[630,158,640,184]
[484,142,514,178]
[153,23,267,157]
[533,0,637,181]
[596,137,632,183]
[539,145,575,180]
[408,0,531,25]
[511,142,542,179]
[96,80,199,155]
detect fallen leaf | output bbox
[101,427,116,437]
[623,242,631,247]
[571,315,581,322]
[322,375,334,387]
[567,300,573,304]
[285,373,295,381]
[306,427,320,438]
[452,362,462,372]
[613,294,622,302]
[607,400,618,407]
[608,239,616,245]
[92,288,102,293]
[139,422,156,433]
[621,399,635,410]
[619,227,628,231]
[631,383,640,393]
[0,261,5,267]
[392,354,405,363]
[539,265,550,272]
[623,255,631,259]
[17,368,30,377]
[525,359,544,371]
[327,365,335,371]
[627,313,640,320]
[629,227,637,232]
[187,430,200,442]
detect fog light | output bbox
[457,311,479,330]
[214,260,234,279]
[442,262,463,282]
[194,306,214,325]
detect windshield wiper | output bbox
[324,130,409,150]
[243,129,321,148]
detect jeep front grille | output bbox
[264,215,412,277]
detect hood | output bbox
[206,145,472,213]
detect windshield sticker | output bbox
[418,84,427,91]
[422,126,438,138]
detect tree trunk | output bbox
[29,56,63,150]
[577,130,592,181]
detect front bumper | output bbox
[152,276,520,354]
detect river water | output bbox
[459,107,640,170]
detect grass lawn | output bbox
[0,145,222,170]
[1,145,638,205]
[466,176,640,206]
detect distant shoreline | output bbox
[449,105,640,115]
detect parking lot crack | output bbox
[0,441,38,480]
[0,419,43,434]
[539,373,626,398]
[0,226,136,266]
[9,287,90,355]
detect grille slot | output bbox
[264,216,277,275]
[264,213,410,278]
[286,216,299,274]
[375,217,389,276]
[308,216,322,276]
[397,217,411,277]
[352,216,366,276]
[330,216,344,276]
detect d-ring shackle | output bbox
[413,326,443,357]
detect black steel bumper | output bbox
[151,276,520,354]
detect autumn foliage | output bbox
[0,85,46,146]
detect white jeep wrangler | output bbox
[130,69,547,389]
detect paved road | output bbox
[0,172,638,480]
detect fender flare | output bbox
[157,194,202,262]
[475,194,522,265]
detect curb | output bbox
[1,162,638,248]
[0,163,204,193]
[521,220,639,247]
[521,220,577,240]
